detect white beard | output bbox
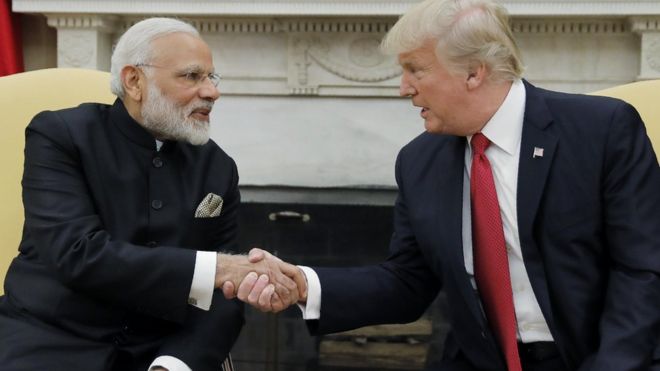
[140,82,212,146]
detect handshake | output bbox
[215,248,307,312]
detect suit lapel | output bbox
[432,136,487,327]
[517,81,559,331]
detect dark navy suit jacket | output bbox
[0,100,243,371]
[311,82,660,370]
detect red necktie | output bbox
[470,133,522,371]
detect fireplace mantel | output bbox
[14,0,660,94]
[13,1,660,192]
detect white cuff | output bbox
[149,355,191,371]
[296,265,321,320]
[188,251,217,311]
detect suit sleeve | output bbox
[22,110,196,323]
[582,102,660,370]
[155,160,245,370]
[310,151,440,335]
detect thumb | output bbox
[222,281,236,299]
[279,262,308,301]
[248,247,267,263]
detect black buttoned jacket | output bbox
[1,99,243,370]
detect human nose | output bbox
[199,78,221,101]
[399,72,416,97]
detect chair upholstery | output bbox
[0,68,115,295]
[592,79,660,160]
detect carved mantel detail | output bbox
[631,16,660,32]
[513,19,629,34]
[26,9,658,94]
[46,14,118,31]
[631,16,660,79]
[57,32,95,67]
[287,34,400,96]
[308,37,400,82]
[46,14,118,70]
[647,38,660,73]
[117,17,631,36]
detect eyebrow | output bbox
[178,64,215,74]
[400,59,424,71]
[400,61,415,69]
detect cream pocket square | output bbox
[195,193,223,218]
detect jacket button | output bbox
[152,157,163,168]
[151,199,163,210]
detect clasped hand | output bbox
[217,248,307,312]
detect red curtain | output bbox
[0,0,24,76]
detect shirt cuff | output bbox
[149,355,191,371]
[297,265,321,320]
[188,251,217,311]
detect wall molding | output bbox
[631,16,660,32]
[513,18,629,34]
[112,17,635,35]
[112,18,395,36]
[46,14,117,32]
[14,0,660,17]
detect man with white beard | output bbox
[0,18,305,371]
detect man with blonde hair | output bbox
[234,0,660,370]
[0,17,304,371]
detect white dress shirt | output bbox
[301,80,553,343]
[463,79,552,342]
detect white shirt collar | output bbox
[470,79,526,155]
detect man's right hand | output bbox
[216,249,307,312]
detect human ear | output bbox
[121,65,145,102]
[466,62,487,90]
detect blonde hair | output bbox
[110,17,199,98]
[382,0,523,82]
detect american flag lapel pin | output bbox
[533,147,544,158]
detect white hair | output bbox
[110,17,199,98]
[382,0,523,82]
